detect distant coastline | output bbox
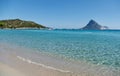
[0,19,110,30]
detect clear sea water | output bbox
[0,29,120,69]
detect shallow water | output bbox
[0,43,120,76]
[0,29,120,70]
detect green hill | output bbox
[0,19,47,29]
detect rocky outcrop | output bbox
[82,19,108,30]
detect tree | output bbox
[0,23,3,29]
[0,22,5,29]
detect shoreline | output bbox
[0,43,120,76]
[17,56,71,73]
[0,43,73,76]
[0,58,71,76]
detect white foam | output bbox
[17,56,71,73]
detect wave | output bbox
[17,56,71,73]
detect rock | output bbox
[82,19,108,30]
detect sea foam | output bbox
[17,56,71,73]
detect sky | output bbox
[0,0,120,29]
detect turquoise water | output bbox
[0,29,120,69]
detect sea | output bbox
[0,29,120,75]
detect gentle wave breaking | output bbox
[17,56,71,73]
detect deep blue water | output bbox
[0,29,120,68]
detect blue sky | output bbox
[1,0,120,29]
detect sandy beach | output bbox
[0,63,25,76]
[0,57,72,76]
[0,59,72,76]
[0,44,74,76]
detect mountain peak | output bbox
[89,19,96,22]
[82,19,108,30]
[88,19,100,26]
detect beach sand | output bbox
[0,44,74,76]
[0,63,25,76]
[0,57,73,76]
[0,55,73,76]
[0,59,72,76]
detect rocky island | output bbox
[82,19,108,30]
[0,19,47,29]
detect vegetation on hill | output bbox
[0,19,47,29]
